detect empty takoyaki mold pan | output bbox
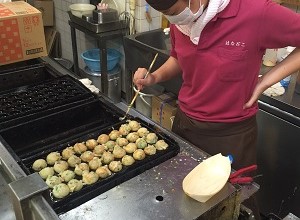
[0,63,59,93]
[0,74,95,130]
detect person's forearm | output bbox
[152,56,182,84]
[262,48,300,88]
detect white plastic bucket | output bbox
[170,116,175,129]
[263,49,277,67]
[133,85,164,118]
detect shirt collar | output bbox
[211,0,240,21]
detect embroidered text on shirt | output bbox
[225,41,246,47]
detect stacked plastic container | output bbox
[279,46,296,88]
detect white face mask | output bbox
[165,0,204,25]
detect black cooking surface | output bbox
[0,74,95,130]
[0,106,179,214]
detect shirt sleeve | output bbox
[169,24,178,59]
[259,0,300,49]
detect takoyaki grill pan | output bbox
[0,58,42,74]
[0,74,95,130]
[0,63,59,93]
[0,99,180,214]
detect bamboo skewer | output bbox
[120,53,158,120]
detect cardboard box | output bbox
[152,93,177,130]
[0,1,47,66]
[33,0,54,26]
[281,0,300,5]
[44,26,57,54]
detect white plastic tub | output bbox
[69,3,96,18]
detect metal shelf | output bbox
[68,16,128,96]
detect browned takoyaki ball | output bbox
[73,142,87,154]
[133,149,146,161]
[97,134,110,144]
[121,155,135,166]
[108,161,122,172]
[85,139,98,150]
[96,165,112,179]
[155,140,169,150]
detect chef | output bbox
[133,0,300,219]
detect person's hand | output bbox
[243,76,265,109]
[97,3,108,10]
[133,68,156,90]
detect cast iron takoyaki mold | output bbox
[0,63,59,93]
[17,118,179,214]
[0,75,95,129]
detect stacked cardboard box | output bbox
[33,0,54,26]
[44,27,56,53]
[0,1,47,65]
[152,93,177,130]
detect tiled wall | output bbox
[52,0,162,70]
[134,0,161,33]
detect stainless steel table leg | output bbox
[97,39,108,95]
[8,173,50,220]
[70,25,79,76]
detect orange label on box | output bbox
[0,18,23,63]
[0,5,14,17]
[23,15,41,33]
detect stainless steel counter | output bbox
[0,57,259,220]
[60,150,234,220]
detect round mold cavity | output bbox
[35,105,44,109]
[0,113,9,118]
[47,94,56,100]
[30,100,38,105]
[26,98,34,103]
[5,102,12,107]
[61,79,68,83]
[10,110,21,115]
[7,94,17,99]
[20,105,31,111]
[70,89,79,93]
[18,92,29,97]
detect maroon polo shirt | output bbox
[170,0,300,122]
